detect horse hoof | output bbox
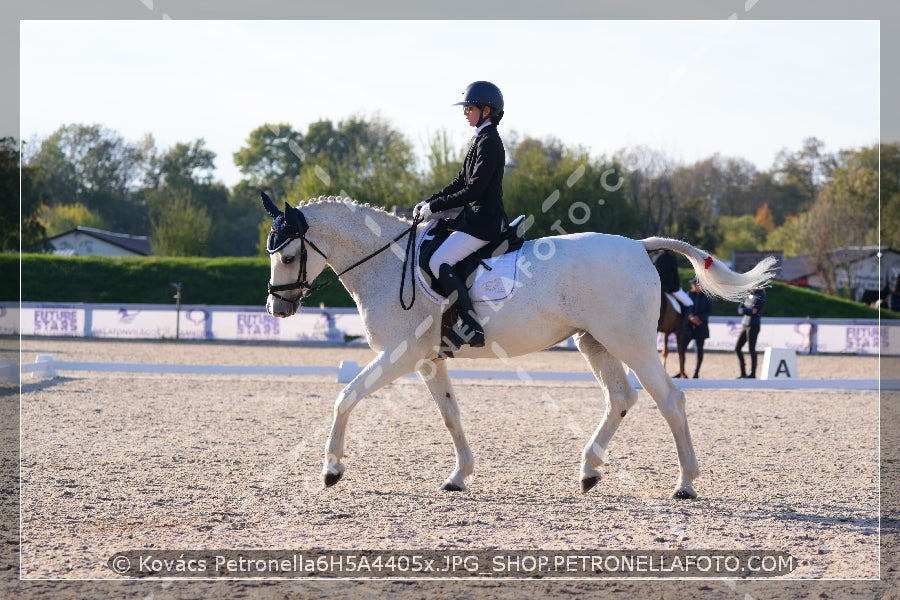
[672,489,698,500]
[581,476,600,493]
[324,472,343,487]
[441,482,465,492]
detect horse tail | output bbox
[641,237,778,302]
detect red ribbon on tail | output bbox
[704,256,713,270]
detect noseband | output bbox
[266,233,330,304]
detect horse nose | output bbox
[267,296,292,318]
[269,304,290,318]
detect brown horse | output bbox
[657,292,688,378]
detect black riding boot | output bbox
[437,263,485,349]
[736,352,747,378]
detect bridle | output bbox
[266,210,422,310]
[266,229,330,305]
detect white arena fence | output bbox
[8,356,897,391]
[3,301,899,356]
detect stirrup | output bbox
[445,323,485,349]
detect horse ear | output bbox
[284,202,301,230]
[261,191,281,219]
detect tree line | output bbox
[3,118,896,298]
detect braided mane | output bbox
[294,195,413,223]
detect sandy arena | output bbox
[10,338,898,599]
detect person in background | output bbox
[735,284,767,378]
[676,277,712,379]
[889,275,900,313]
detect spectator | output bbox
[676,278,712,379]
[889,275,900,313]
[736,285,767,378]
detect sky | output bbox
[20,20,879,189]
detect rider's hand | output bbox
[413,201,434,221]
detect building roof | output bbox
[781,246,898,282]
[46,227,152,256]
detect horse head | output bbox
[262,191,328,318]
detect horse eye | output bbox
[282,254,295,265]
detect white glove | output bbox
[413,201,434,221]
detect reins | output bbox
[268,215,423,310]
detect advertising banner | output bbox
[661,318,892,356]
[89,306,209,339]
[19,306,85,337]
[0,303,20,336]
[10,303,899,355]
[211,310,347,343]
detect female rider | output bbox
[414,81,510,349]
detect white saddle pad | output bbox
[664,292,682,314]
[415,226,523,305]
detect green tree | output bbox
[765,215,806,257]
[504,137,636,239]
[23,135,77,205]
[149,189,212,256]
[40,202,107,237]
[670,196,721,253]
[49,123,139,195]
[673,154,760,218]
[142,139,225,256]
[217,180,267,257]
[880,143,900,249]
[768,137,835,224]
[2,137,48,251]
[618,146,678,237]
[25,124,146,233]
[794,145,878,296]
[145,139,217,189]
[233,123,305,201]
[420,128,465,198]
[287,115,420,209]
[502,136,562,238]
[715,215,768,259]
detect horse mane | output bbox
[294,195,414,224]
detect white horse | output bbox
[262,193,776,499]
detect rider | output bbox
[653,248,693,310]
[414,81,510,349]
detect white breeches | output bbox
[672,288,693,307]
[429,231,489,278]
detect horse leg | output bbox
[676,332,688,378]
[322,349,416,487]
[573,332,638,493]
[627,355,700,499]
[417,358,474,491]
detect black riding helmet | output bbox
[454,81,504,126]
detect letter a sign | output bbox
[774,359,791,377]
[761,348,798,380]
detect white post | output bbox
[337,360,360,383]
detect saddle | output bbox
[418,215,527,296]
[419,215,526,359]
